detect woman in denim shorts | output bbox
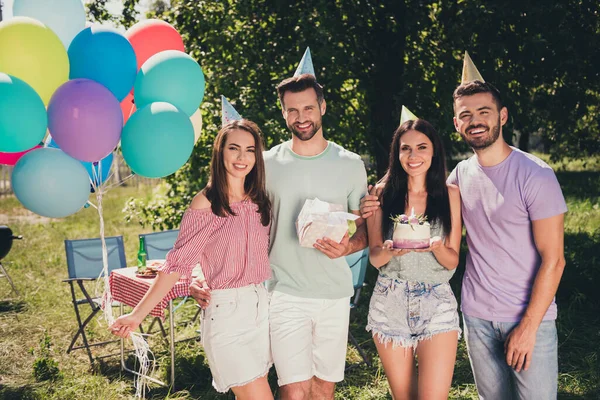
[365,118,462,399]
[110,119,274,399]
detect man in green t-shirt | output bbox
[264,73,368,400]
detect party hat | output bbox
[221,95,242,127]
[400,105,418,125]
[461,51,485,84]
[293,47,316,78]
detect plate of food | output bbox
[136,266,158,279]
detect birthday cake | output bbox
[392,208,430,249]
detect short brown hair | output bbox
[276,74,324,109]
[453,80,503,111]
[205,119,271,226]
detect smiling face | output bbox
[453,92,508,150]
[222,128,256,180]
[281,88,326,141]
[398,129,434,177]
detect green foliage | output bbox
[86,0,140,28]
[124,0,600,229]
[31,331,63,382]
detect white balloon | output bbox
[190,109,203,143]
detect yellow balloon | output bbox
[190,109,203,143]
[0,17,69,105]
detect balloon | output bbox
[134,50,205,116]
[121,102,194,178]
[0,17,69,104]
[0,73,48,152]
[68,26,137,101]
[45,137,113,185]
[190,109,203,143]
[125,19,185,71]
[12,148,91,218]
[0,145,43,166]
[48,79,123,162]
[121,92,136,125]
[13,0,86,50]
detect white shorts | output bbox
[201,283,272,393]
[269,290,350,386]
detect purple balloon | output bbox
[48,79,123,162]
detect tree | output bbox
[111,0,598,229]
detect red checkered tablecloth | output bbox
[109,267,191,318]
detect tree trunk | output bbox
[365,1,406,179]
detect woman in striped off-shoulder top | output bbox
[110,119,274,399]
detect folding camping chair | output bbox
[346,247,372,368]
[139,230,179,260]
[63,235,127,365]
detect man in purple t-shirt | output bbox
[448,80,567,399]
[360,80,567,399]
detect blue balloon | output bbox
[68,26,137,101]
[134,50,205,116]
[13,0,86,50]
[45,136,114,185]
[12,148,91,218]
[0,73,47,152]
[121,102,194,178]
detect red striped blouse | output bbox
[158,200,271,289]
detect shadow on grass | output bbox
[0,299,27,314]
[555,171,600,200]
[0,383,39,400]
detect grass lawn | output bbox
[0,156,598,399]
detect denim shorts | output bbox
[366,275,461,349]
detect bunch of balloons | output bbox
[0,0,205,218]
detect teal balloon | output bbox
[0,73,47,152]
[134,50,205,116]
[12,148,91,218]
[13,0,86,50]
[121,102,194,178]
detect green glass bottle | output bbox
[137,236,147,268]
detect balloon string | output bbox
[94,160,154,397]
[103,153,118,185]
[104,173,136,192]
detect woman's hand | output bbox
[413,237,443,253]
[382,240,412,257]
[109,313,143,338]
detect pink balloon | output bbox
[0,145,43,166]
[125,19,185,71]
[48,79,123,162]
[121,92,136,124]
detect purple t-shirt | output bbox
[447,148,567,322]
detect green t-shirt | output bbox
[264,140,368,299]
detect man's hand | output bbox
[189,278,211,309]
[504,321,538,372]
[360,184,381,219]
[315,232,350,259]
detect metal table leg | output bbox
[0,262,19,295]
[119,302,168,386]
[169,299,175,387]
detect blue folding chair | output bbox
[346,247,372,368]
[139,230,179,260]
[63,236,127,365]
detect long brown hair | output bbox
[204,119,271,226]
[381,119,451,236]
